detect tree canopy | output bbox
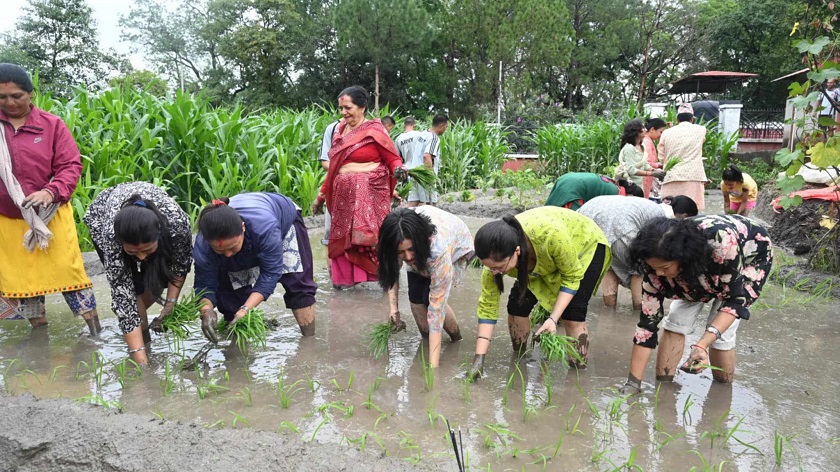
[2,0,805,117]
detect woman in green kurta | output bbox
[615,119,665,187]
[545,172,643,210]
[468,207,611,379]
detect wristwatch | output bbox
[705,325,722,340]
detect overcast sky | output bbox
[4,0,147,69]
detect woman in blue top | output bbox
[193,193,317,342]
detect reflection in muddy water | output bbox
[1,222,839,471]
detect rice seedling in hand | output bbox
[160,290,206,350]
[534,332,583,367]
[366,322,392,359]
[663,157,682,171]
[408,166,438,192]
[218,308,268,353]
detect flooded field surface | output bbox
[1,217,839,471]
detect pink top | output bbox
[0,106,82,218]
[642,136,657,199]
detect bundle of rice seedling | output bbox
[530,304,551,329]
[217,308,268,353]
[408,166,438,192]
[397,181,412,201]
[663,157,682,172]
[160,291,206,349]
[535,332,583,367]
[367,322,392,359]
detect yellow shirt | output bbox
[720,173,758,202]
[476,207,610,322]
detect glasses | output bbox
[485,255,515,275]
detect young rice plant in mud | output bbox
[217,308,268,354]
[229,410,250,428]
[75,393,124,411]
[773,431,802,470]
[330,370,354,392]
[363,376,384,411]
[196,379,229,399]
[345,431,388,455]
[276,421,299,434]
[113,358,142,388]
[699,410,762,456]
[536,332,583,367]
[276,371,304,409]
[420,346,434,391]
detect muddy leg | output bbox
[563,320,589,367]
[655,330,684,381]
[601,270,619,307]
[81,309,102,336]
[709,348,735,383]
[410,303,430,339]
[442,304,461,342]
[507,315,530,355]
[292,305,316,336]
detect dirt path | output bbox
[0,393,435,472]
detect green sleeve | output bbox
[476,268,502,323]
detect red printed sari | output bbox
[324,120,400,285]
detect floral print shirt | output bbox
[83,182,192,335]
[633,214,772,349]
[408,206,474,333]
[477,207,610,322]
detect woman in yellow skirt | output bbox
[0,63,100,335]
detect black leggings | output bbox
[507,243,607,322]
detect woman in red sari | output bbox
[312,86,406,288]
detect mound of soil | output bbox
[755,187,837,256]
[0,394,433,472]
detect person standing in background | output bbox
[415,114,449,206]
[642,118,667,200]
[395,117,428,208]
[657,103,708,210]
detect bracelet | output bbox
[477,336,492,343]
[547,318,557,325]
[316,194,326,204]
[164,298,177,304]
[690,344,708,356]
[43,188,56,201]
[705,325,722,340]
[128,346,147,354]
[238,305,249,312]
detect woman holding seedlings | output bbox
[545,172,643,210]
[642,118,667,200]
[84,182,192,364]
[620,215,772,393]
[0,63,100,335]
[467,207,610,379]
[310,86,407,288]
[377,206,473,367]
[615,119,665,189]
[194,193,317,342]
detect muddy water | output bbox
[1,216,838,471]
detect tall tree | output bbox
[1,0,127,96]
[698,0,803,108]
[334,0,433,113]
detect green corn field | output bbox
[31,87,735,251]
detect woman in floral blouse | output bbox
[84,182,192,365]
[621,215,772,393]
[377,206,474,368]
[467,207,611,379]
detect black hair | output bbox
[381,115,396,127]
[377,208,437,290]
[114,194,178,299]
[337,85,368,111]
[617,179,644,198]
[404,116,416,126]
[432,114,449,127]
[721,164,744,182]
[629,217,711,282]
[621,119,645,148]
[474,215,530,301]
[197,198,244,240]
[664,195,699,217]
[677,112,694,123]
[0,63,34,93]
[645,118,666,131]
